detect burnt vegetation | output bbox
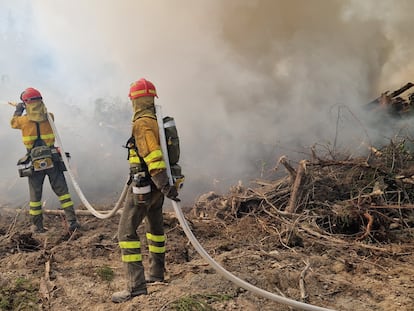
[194,138,414,250]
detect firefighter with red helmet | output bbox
[112,78,179,303]
[10,87,80,234]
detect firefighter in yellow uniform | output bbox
[112,78,180,303]
[10,87,80,233]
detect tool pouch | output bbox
[17,154,33,177]
[31,146,54,171]
[51,148,68,172]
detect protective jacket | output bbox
[11,113,55,150]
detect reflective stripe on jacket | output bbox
[132,115,166,176]
[11,114,55,150]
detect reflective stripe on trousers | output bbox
[119,240,142,263]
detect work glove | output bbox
[163,184,180,202]
[151,170,180,202]
[13,102,26,116]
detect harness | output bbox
[17,122,68,177]
[17,122,52,177]
[124,135,151,188]
[30,122,54,171]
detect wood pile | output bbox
[194,139,414,250]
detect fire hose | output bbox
[40,104,335,311]
[171,200,335,311]
[155,106,336,311]
[47,112,129,219]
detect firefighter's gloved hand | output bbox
[13,102,26,116]
[162,184,180,202]
[152,171,180,202]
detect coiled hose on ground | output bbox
[48,111,336,311]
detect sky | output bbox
[1,0,414,209]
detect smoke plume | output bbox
[1,0,414,208]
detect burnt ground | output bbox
[1,142,414,311]
[0,198,413,311]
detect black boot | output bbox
[63,206,80,232]
[111,288,147,303]
[112,262,147,303]
[31,214,46,233]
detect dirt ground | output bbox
[0,195,413,311]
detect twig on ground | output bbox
[356,212,374,241]
[299,260,311,302]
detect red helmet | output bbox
[129,78,158,99]
[21,87,42,103]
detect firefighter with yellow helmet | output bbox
[112,78,180,303]
[10,87,80,234]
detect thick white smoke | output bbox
[1,0,414,208]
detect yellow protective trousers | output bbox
[28,165,73,216]
[117,187,165,290]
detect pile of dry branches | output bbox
[195,139,414,248]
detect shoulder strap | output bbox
[35,122,41,139]
[125,134,146,163]
[33,122,46,147]
[125,135,137,160]
[124,134,150,185]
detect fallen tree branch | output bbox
[369,205,414,209]
[286,160,307,213]
[299,223,394,253]
[249,189,299,218]
[277,156,297,181]
[313,158,370,168]
[39,255,54,308]
[0,207,120,216]
[44,209,119,216]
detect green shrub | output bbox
[96,265,114,282]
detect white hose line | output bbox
[171,201,335,311]
[155,105,174,182]
[154,105,335,310]
[47,113,128,219]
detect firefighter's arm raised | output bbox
[13,102,25,116]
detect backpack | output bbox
[125,116,184,189]
[163,116,184,189]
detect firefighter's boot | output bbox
[112,262,147,303]
[31,214,46,233]
[147,252,165,283]
[63,206,80,232]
